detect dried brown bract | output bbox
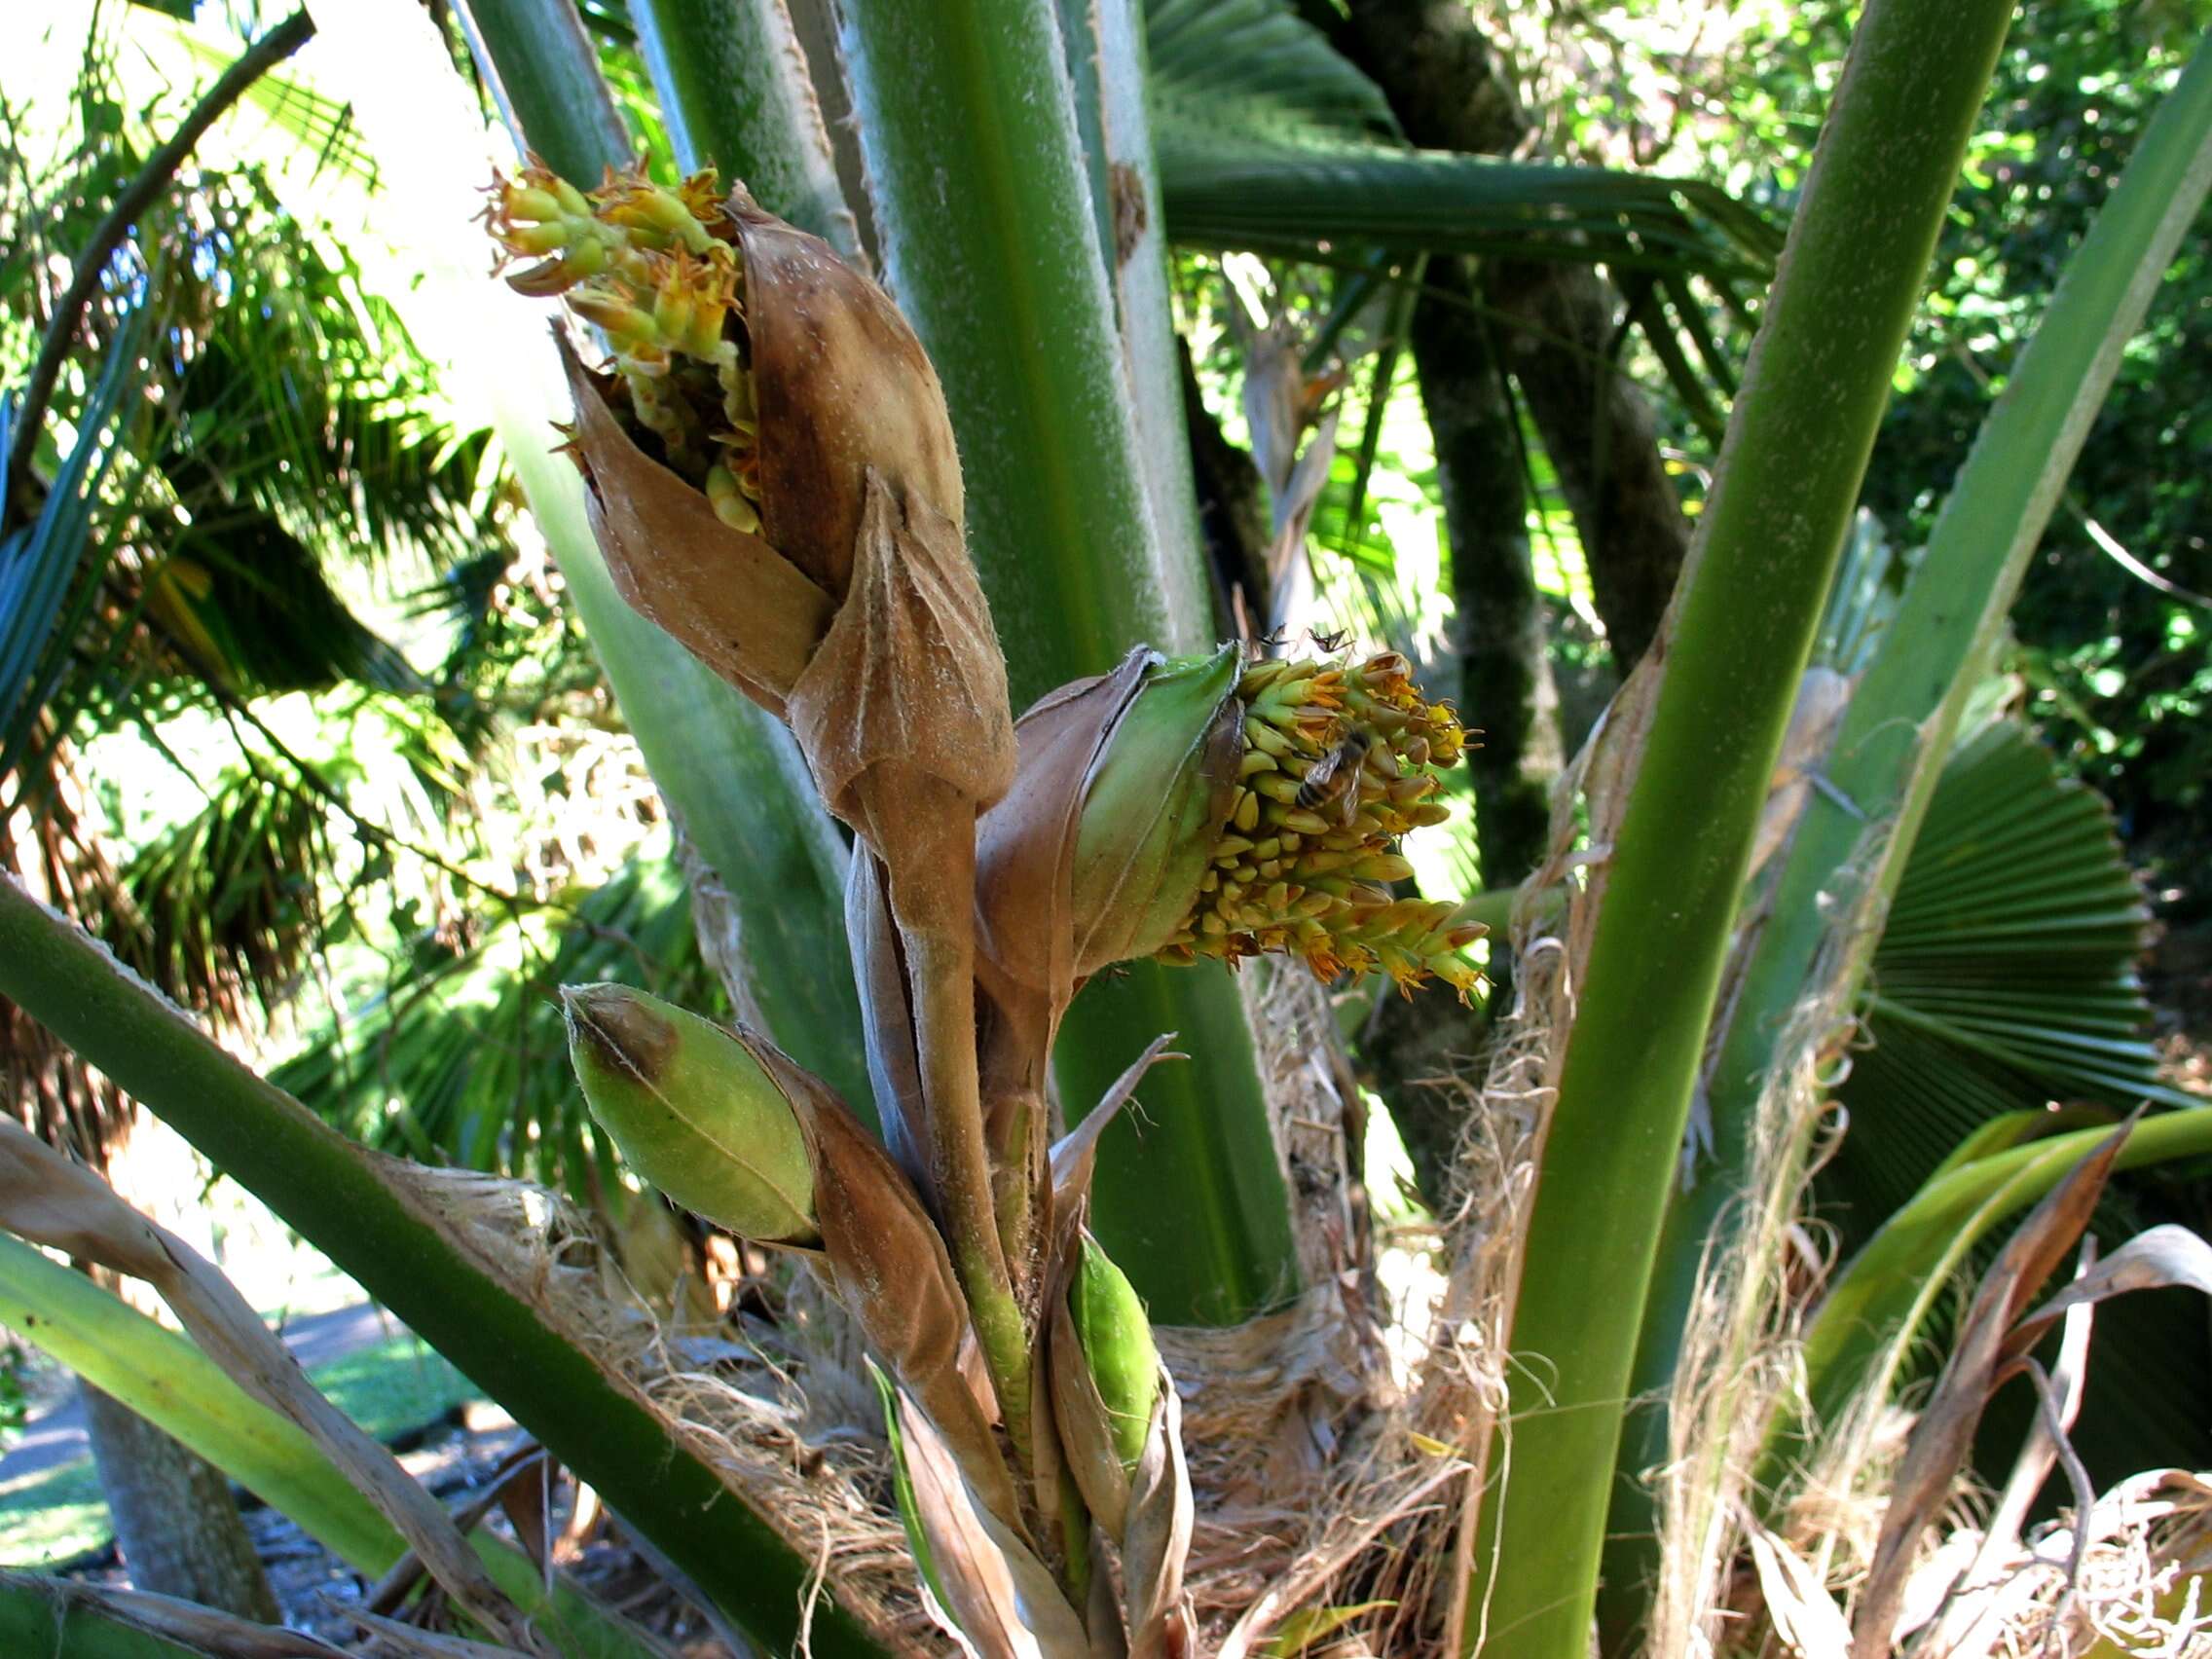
[495,160,1013,827]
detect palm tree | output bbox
[0,1,2208,1654]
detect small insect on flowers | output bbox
[1294,723,1376,828]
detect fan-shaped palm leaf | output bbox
[1835,719,2187,1228]
[1145,0,1398,142]
[1826,718,2210,1485]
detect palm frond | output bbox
[3,166,515,794]
[1827,717,2210,1487]
[155,174,498,580]
[152,17,379,185]
[1146,0,1771,449]
[140,505,424,698]
[1145,0,1398,145]
[1161,143,1774,276]
[0,309,147,780]
[93,764,330,1030]
[1145,0,1779,280]
[1839,717,2173,1212]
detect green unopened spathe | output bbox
[1070,1235,1160,1471]
[1069,644,1243,974]
[561,982,818,1245]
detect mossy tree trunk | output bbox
[1485,258,1689,669]
[1338,0,1691,672]
[1412,259,1559,890]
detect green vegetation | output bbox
[0,1,2207,1654]
[0,1332,477,1567]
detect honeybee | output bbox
[1294,724,1375,825]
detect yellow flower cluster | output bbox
[483,162,763,532]
[1161,650,1484,999]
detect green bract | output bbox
[561,982,819,1245]
[1070,1235,1160,1471]
[1069,643,1242,974]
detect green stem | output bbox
[1093,0,1209,604]
[628,0,862,257]
[887,805,1033,1474]
[1608,31,2212,1644]
[0,875,886,1659]
[839,0,1298,1324]
[1472,5,2016,1653]
[456,0,631,189]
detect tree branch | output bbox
[5,11,316,521]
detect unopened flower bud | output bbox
[1069,1236,1159,1474]
[561,982,817,1245]
[491,160,1011,825]
[982,644,1485,1002]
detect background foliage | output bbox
[1,0,2208,1645]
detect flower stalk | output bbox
[495,159,1032,1491]
[498,159,1483,1645]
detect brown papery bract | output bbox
[748,1039,1026,1534]
[726,187,965,601]
[786,469,1015,837]
[976,651,1151,1020]
[971,655,1151,1169]
[1120,1373,1198,1659]
[557,334,830,717]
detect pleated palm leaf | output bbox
[1144,0,1780,435]
[1144,0,1777,277]
[1829,717,2208,1485]
[1843,721,2173,1198]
